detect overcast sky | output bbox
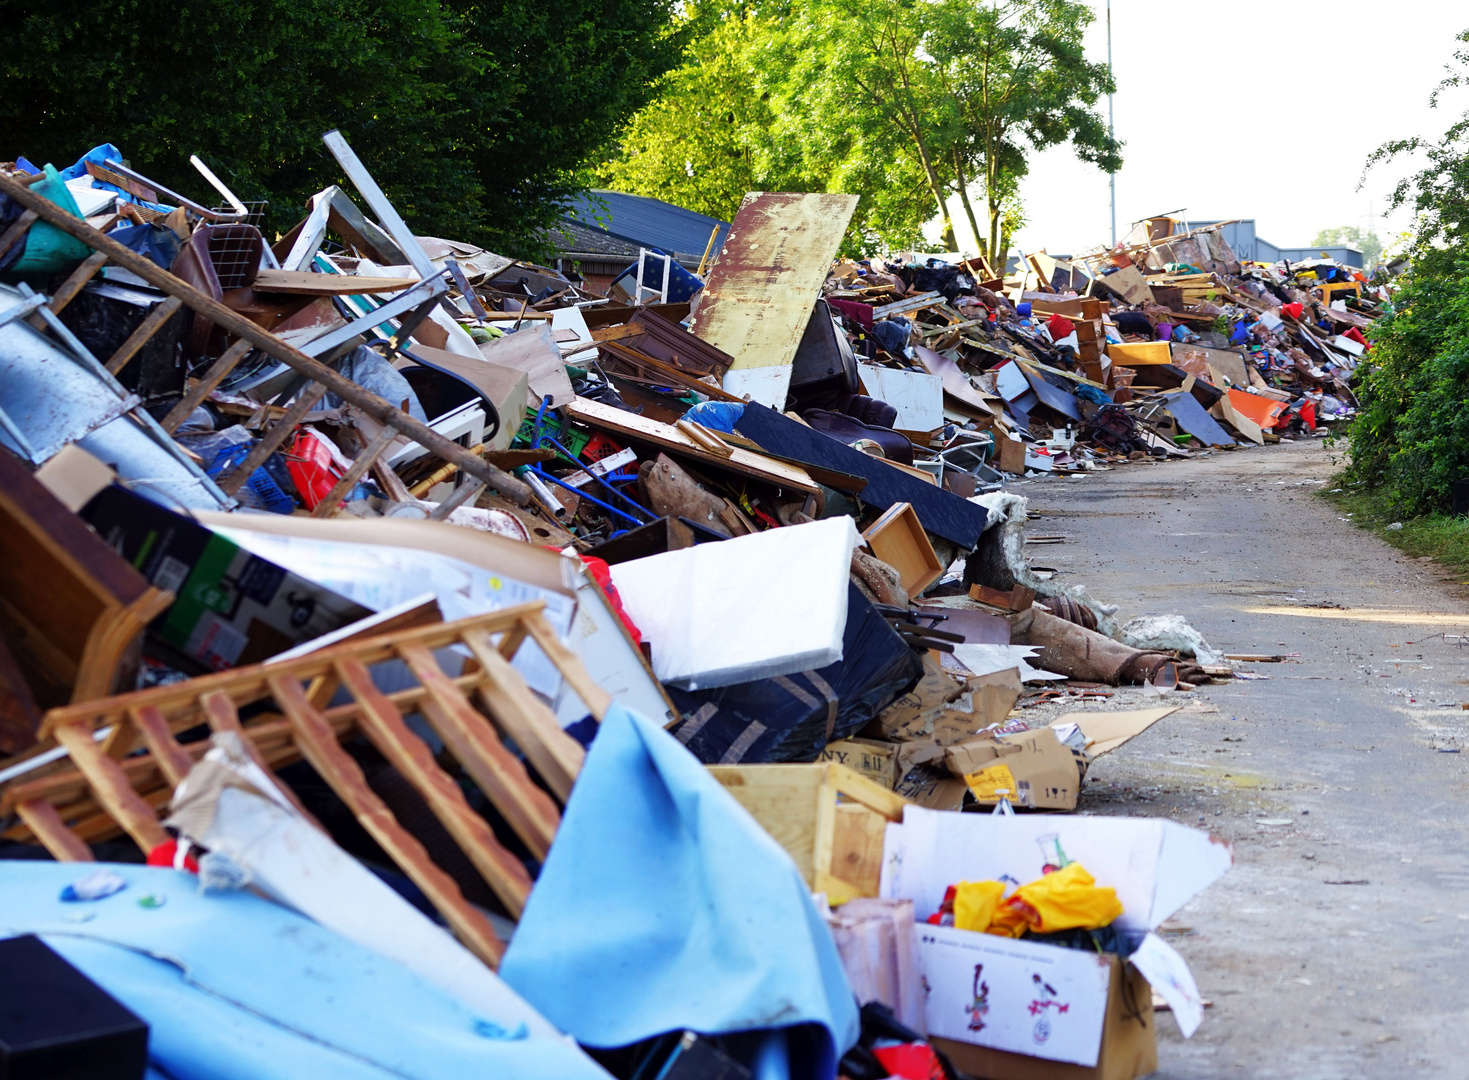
[931,2,1469,258]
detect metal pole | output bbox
[1107,0,1116,247]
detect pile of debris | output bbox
[0,146,1260,1080]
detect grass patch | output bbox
[1320,480,1469,576]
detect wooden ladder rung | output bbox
[217,382,327,495]
[160,337,256,434]
[105,295,184,375]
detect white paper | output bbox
[1129,931,1204,1038]
[916,924,1112,1066]
[951,643,1066,683]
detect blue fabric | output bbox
[683,401,746,433]
[106,223,181,270]
[0,862,609,1080]
[59,142,174,212]
[500,705,859,1078]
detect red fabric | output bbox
[1281,302,1304,320]
[829,297,875,330]
[1299,401,1316,431]
[1046,313,1075,341]
[873,1043,945,1080]
[146,839,200,874]
[579,555,641,646]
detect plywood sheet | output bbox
[692,192,859,407]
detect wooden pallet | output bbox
[9,603,610,969]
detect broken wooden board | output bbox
[565,397,819,494]
[862,502,942,596]
[691,192,859,407]
[253,269,420,295]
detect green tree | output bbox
[927,0,1120,268]
[1346,29,1469,512]
[1310,225,1384,266]
[0,0,680,257]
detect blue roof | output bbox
[562,191,729,263]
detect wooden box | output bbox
[708,762,908,904]
[862,501,942,596]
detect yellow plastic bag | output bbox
[953,880,1005,933]
[998,862,1122,937]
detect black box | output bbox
[0,934,148,1080]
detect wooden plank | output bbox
[824,802,888,901]
[253,269,420,295]
[197,689,321,825]
[520,610,612,721]
[159,338,254,434]
[130,705,195,787]
[105,296,184,375]
[398,643,560,860]
[44,251,110,317]
[690,191,859,408]
[16,799,94,862]
[862,501,942,596]
[310,425,398,517]
[0,209,37,261]
[565,397,818,494]
[458,631,585,803]
[0,171,531,506]
[267,672,506,968]
[52,720,169,854]
[872,291,942,320]
[336,658,533,917]
[709,764,824,883]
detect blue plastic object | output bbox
[683,401,746,433]
[0,863,610,1080]
[206,443,295,514]
[500,705,859,1079]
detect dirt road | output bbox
[1021,439,1469,1078]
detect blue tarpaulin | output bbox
[0,862,609,1080]
[500,704,860,1079]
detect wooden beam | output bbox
[159,338,255,434]
[0,171,532,506]
[310,425,399,517]
[52,720,169,854]
[217,383,327,496]
[105,296,184,375]
[521,611,611,721]
[16,799,93,862]
[253,269,420,295]
[130,705,195,788]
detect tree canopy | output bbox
[0,0,682,257]
[1310,225,1384,266]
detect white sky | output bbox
[930,1,1469,258]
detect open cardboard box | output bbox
[882,807,1231,1077]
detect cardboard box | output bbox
[1105,341,1171,366]
[81,486,370,671]
[946,727,1082,810]
[929,951,1155,1080]
[819,737,900,788]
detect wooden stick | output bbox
[311,425,398,517]
[130,705,195,788]
[52,720,169,854]
[0,210,37,261]
[159,338,255,434]
[521,610,611,721]
[43,251,109,318]
[0,171,531,506]
[217,383,326,495]
[105,296,184,375]
[197,689,322,826]
[16,799,93,862]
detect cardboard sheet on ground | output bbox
[500,705,859,1075]
[734,403,991,549]
[610,517,857,689]
[913,346,997,418]
[1050,707,1181,757]
[693,192,859,407]
[0,863,608,1080]
[197,512,673,725]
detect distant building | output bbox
[544,191,730,295]
[1185,220,1364,269]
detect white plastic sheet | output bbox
[610,517,859,689]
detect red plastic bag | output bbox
[578,554,641,646]
[872,1042,945,1080]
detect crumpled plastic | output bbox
[948,863,1123,938]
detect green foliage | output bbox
[1346,29,1469,514]
[1310,225,1384,265]
[0,0,680,257]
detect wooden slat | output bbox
[52,720,169,854]
[105,296,184,375]
[217,382,327,495]
[0,171,531,506]
[159,338,254,434]
[336,659,533,916]
[398,643,560,860]
[44,251,109,316]
[310,425,398,517]
[16,799,93,862]
[253,269,420,295]
[521,610,611,721]
[198,689,321,825]
[459,630,585,802]
[267,673,506,968]
[0,209,37,261]
[130,705,194,787]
